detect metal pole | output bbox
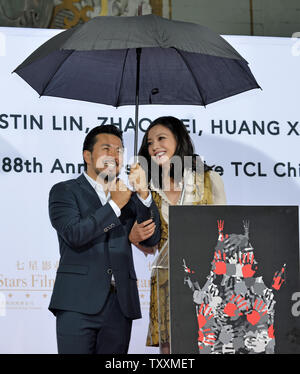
[134,47,141,158]
[249,0,254,36]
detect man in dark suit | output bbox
[48,125,160,354]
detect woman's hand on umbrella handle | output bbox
[128,163,149,199]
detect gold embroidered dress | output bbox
[146,170,226,347]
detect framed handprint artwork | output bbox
[168,206,300,354]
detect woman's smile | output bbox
[148,124,177,166]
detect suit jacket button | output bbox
[107,268,112,274]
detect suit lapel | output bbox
[76,174,135,221]
[76,173,103,208]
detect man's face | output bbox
[84,133,124,181]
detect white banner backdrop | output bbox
[0,27,299,354]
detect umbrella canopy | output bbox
[14,14,260,153]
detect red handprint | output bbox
[198,328,216,349]
[197,303,214,328]
[246,298,268,326]
[217,220,225,241]
[272,264,286,290]
[212,250,227,275]
[239,252,257,278]
[268,324,275,339]
[223,294,248,317]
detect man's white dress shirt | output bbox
[84,172,152,284]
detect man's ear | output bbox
[83,150,92,167]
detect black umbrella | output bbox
[14,14,260,155]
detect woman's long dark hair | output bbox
[138,116,211,189]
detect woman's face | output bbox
[147,124,177,167]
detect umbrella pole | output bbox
[134,48,141,159]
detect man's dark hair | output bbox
[83,125,123,171]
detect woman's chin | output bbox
[152,156,170,167]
